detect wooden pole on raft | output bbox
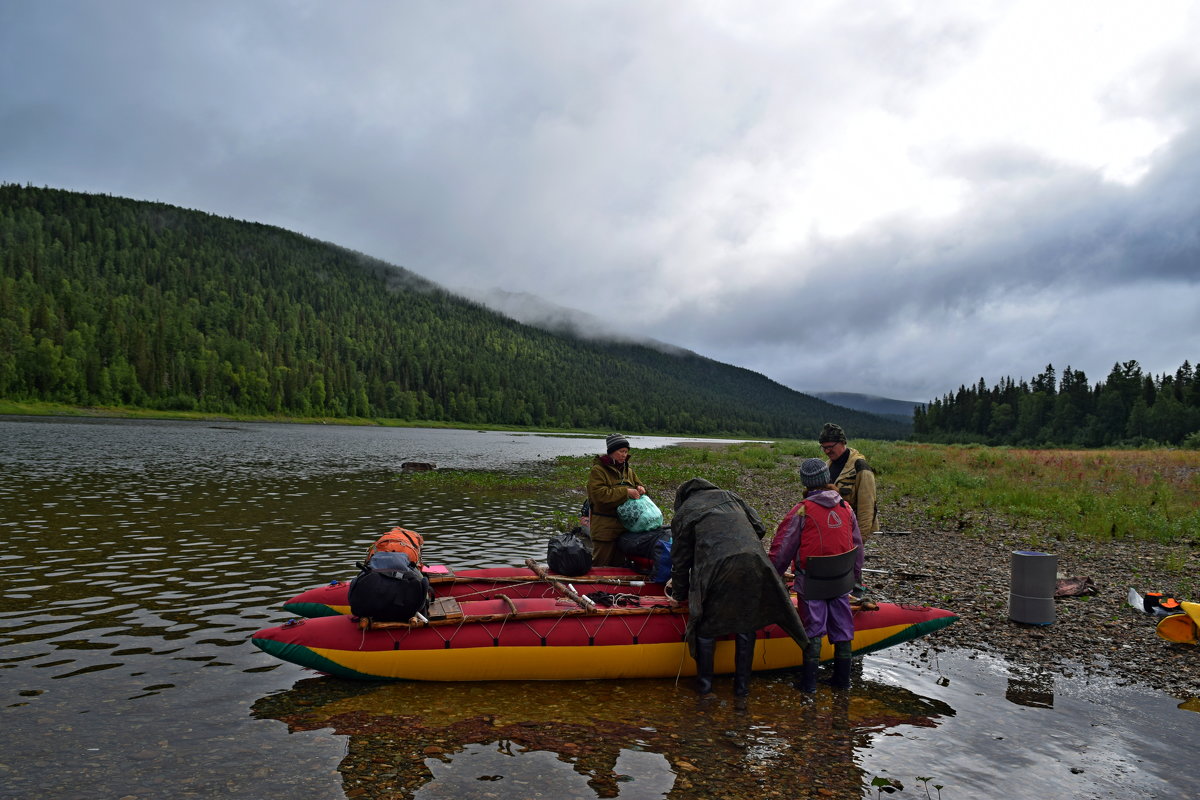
[525,558,596,610]
[425,571,649,587]
[361,600,684,630]
[357,560,680,631]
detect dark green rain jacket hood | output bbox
[670,478,809,655]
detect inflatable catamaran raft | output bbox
[280,565,663,618]
[251,560,958,681]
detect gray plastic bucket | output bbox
[1009,550,1057,625]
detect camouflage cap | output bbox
[818,422,847,444]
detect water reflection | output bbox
[1004,665,1055,709]
[251,674,956,800]
[0,418,756,799]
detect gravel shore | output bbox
[628,443,1200,705]
[829,505,1199,702]
[647,451,1200,704]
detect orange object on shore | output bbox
[1156,601,1200,645]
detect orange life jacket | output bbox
[365,527,424,566]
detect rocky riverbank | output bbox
[573,441,1200,703]
[643,452,1200,704]
[859,512,1200,702]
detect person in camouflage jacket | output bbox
[818,423,879,539]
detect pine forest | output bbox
[914,362,1200,447]
[0,184,908,440]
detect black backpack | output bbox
[547,528,593,577]
[348,555,432,621]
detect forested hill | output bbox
[0,185,908,439]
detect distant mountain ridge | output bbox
[812,392,921,423]
[0,184,911,440]
[455,290,925,427]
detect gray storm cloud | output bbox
[2,1,1197,403]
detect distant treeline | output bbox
[913,361,1200,447]
[0,184,908,439]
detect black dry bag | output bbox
[547,528,592,577]
[348,555,432,621]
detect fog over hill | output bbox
[812,392,922,422]
[458,286,921,428]
[452,286,690,355]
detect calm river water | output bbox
[0,417,1195,799]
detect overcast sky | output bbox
[3,1,1197,402]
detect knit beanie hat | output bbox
[800,457,831,489]
[606,433,631,454]
[818,422,847,444]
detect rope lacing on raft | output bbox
[451,580,545,601]
[373,601,684,648]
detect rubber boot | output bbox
[694,636,716,695]
[797,640,821,693]
[732,632,755,697]
[830,640,853,689]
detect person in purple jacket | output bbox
[769,458,864,692]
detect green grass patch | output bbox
[402,439,1200,545]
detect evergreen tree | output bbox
[913,358,1200,446]
[0,184,909,440]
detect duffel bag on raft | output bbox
[617,495,663,533]
[348,552,432,622]
[617,526,672,583]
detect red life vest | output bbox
[792,498,854,570]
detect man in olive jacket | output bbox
[818,423,879,540]
[669,477,809,696]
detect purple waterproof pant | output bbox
[799,595,854,643]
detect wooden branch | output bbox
[360,600,684,630]
[525,558,594,610]
[423,568,649,587]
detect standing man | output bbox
[818,423,879,541]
